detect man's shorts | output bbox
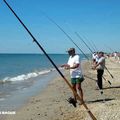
[71,77,84,84]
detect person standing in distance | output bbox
[92,52,105,91]
[61,48,84,104]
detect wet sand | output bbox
[2,57,120,120]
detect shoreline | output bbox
[0,70,59,112]
[1,58,120,120]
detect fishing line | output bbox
[75,32,114,79]
[3,0,97,119]
[81,35,97,52]
[39,11,89,61]
[64,22,106,95]
[64,23,111,91]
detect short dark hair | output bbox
[67,48,75,52]
[99,51,104,55]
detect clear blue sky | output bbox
[0,0,120,53]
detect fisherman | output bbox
[92,52,96,63]
[118,52,120,63]
[61,48,84,104]
[95,52,99,63]
[114,52,118,60]
[92,52,99,64]
[92,52,105,90]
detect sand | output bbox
[1,57,120,120]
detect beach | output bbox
[1,57,120,120]
[1,1,120,120]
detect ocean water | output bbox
[0,54,67,81]
[0,54,87,110]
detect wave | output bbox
[0,69,53,83]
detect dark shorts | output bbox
[71,77,84,84]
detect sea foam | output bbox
[0,69,52,83]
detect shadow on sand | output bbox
[84,75,96,81]
[86,98,115,104]
[103,86,120,90]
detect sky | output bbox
[0,0,120,54]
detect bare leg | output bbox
[72,84,77,101]
[76,83,84,103]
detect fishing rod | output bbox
[102,76,111,85]
[84,74,111,86]
[104,66,114,78]
[108,46,115,53]
[89,38,98,52]
[80,35,97,52]
[40,12,107,93]
[45,16,106,95]
[83,35,98,52]
[65,22,97,52]
[63,24,111,91]
[75,32,93,53]
[3,0,97,120]
[63,23,106,95]
[104,44,114,53]
[75,32,114,79]
[75,32,112,85]
[40,11,89,61]
[84,75,103,94]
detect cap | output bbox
[66,48,75,52]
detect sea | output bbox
[0,54,88,111]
